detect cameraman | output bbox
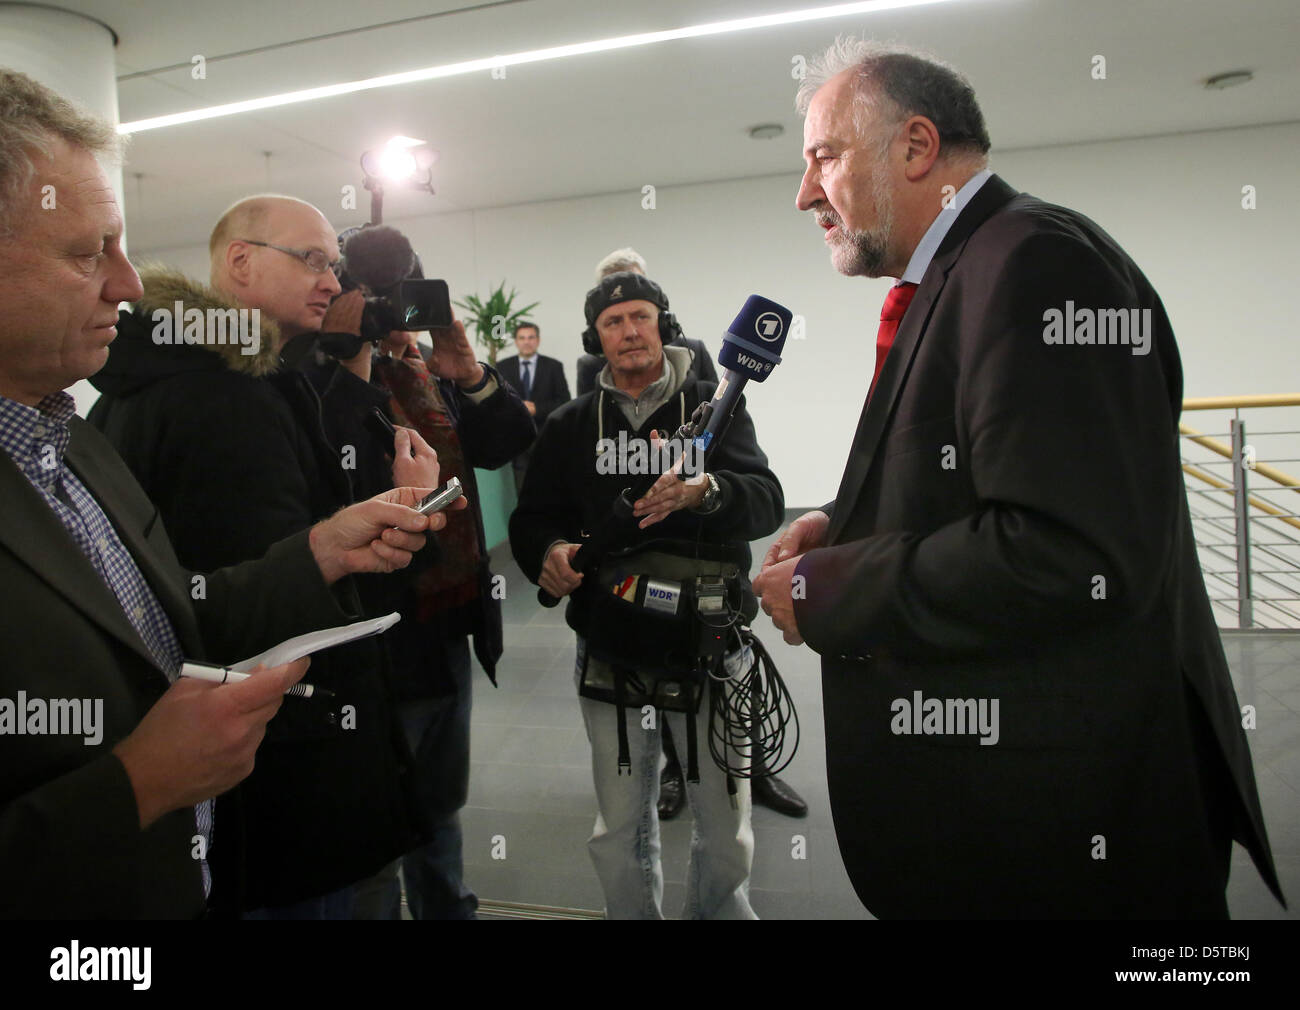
[510,273,783,919]
[575,247,717,396]
[301,226,534,918]
[579,248,808,824]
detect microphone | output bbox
[536,293,792,609]
[340,226,419,295]
[689,295,791,453]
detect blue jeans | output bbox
[575,638,757,920]
[396,638,478,920]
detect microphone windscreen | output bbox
[343,226,416,294]
[717,295,791,382]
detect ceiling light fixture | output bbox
[119,0,964,134]
[749,123,785,139]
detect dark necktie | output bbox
[870,282,919,399]
[521,359,533,399]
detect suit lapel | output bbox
[63,421,205,657]
[500,358,518,388]
[0,449,174,673]
[828,175,1019,544]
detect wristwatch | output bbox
[694,472,722,514]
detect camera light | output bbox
[377,145,418,181]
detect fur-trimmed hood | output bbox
[91,264,283,397]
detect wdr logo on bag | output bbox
[643,578,681,615]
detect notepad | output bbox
[229,612,401,672]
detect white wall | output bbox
[132,120,1300,506]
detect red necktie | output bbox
[870,282,918,399]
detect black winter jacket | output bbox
[86,267,421,912]
[296,351,535,699]
[510,352,783,638]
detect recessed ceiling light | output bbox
[749,123,785,140]
[1203,70,1254,90]
[119,0,966,134]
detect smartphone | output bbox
[416,477,464,516]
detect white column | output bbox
[0,4,122,414]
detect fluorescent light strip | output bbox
[118,0,961,134]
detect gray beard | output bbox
[829,171,896,278]
[832,224,890,277]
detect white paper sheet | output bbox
[230,612,402,672]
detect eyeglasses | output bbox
[239,239,337,274]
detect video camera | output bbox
[319,225,453,357]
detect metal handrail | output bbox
[1183,393,1300,410]
[1179,423,1299,491]
[1188,507,1300,598]
[1187,508,1300,627]
[1178,395,1300,628]
[1181,464,1300,533]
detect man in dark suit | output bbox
[0,69,441,918]
[497,322,569,492]
[751,40,1283,917]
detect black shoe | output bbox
[658,763,685,820]
[752,774,808,818]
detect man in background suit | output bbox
[751,39,1283,917]
[0,69,442,918]
[497,322,569,493]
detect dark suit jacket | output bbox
[497,353,570,428]
[793,174,1282,918]
[0,418,349,918]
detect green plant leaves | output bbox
[454,281,540,364]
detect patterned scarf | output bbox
[373,346,481,620]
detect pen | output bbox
[179,662,333,700]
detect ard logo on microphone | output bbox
[754,311,784,342]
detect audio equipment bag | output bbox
[576,538,755,778]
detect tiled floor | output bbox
[460,524,1299,919]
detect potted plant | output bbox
[454,282,540,364]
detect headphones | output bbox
[582,271,682,356]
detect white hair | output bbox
[594,246,647,282]
[795,35,990,161]
[0,69,122,237]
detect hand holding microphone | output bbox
[632,430,709,528]
[535,292,793,608]
[540,542,584,599]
